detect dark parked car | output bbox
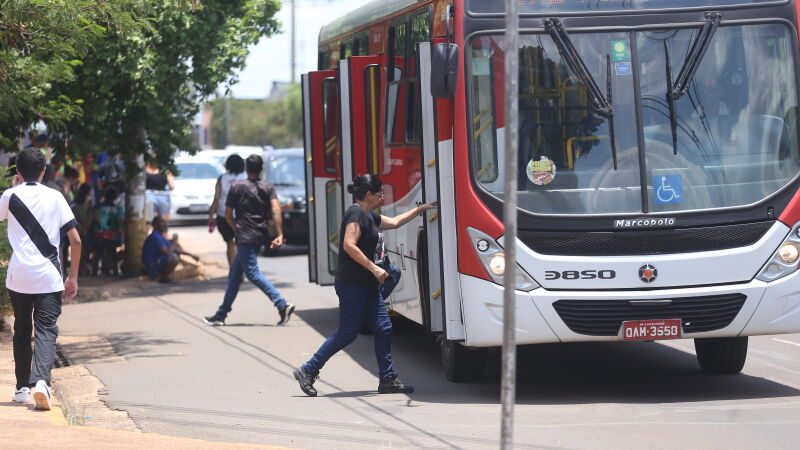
[262,148,308,253]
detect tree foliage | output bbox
[208,84,302,149]
[1,0,282,169]
[0,0,149,148]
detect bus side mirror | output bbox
[431,43,459,99]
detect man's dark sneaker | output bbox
[293,366,318,397]
[378,372,414,394]
[277,303,296,326]
[203,315,225,326]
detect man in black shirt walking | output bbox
[203,155,295,326]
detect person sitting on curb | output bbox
[141,216,198,283]
[1,148,81,411]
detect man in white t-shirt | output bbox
[0,148,81,411]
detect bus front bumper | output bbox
[459,271,800,347]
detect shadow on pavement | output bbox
[295,306,800,405]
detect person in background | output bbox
[1,147,81,411]
[141,215,198,283]
[56,165,79,202]
[293,174,437,397]
[71,183,94,276]
[203,154,295,327]
[208,154,247,267]
[42,165,61,195]
[98,152,126,197]
[89,186,125,276]
[144,157,174,221]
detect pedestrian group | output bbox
[3,146,437,406]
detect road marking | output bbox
[773,338,800,349]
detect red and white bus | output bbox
[302,0,800,381]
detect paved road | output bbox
[58,226,800,449]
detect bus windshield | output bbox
[469,0,782,14]
[469,23,800,215]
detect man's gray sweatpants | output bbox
[9,290,62,390]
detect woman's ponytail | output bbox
[347,174,382,201]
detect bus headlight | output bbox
[489,253,505,275]
[779,242,799,263]
[757,224,800,282]
[467,227,540,292]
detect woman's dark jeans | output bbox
[303,279,394,380]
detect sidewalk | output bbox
[0,323,285,449]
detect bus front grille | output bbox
[519,221,774,256]
[552,294,747,336]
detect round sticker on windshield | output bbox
[526,156,556,186]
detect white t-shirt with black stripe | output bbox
[0,182,77,294]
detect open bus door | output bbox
[418,42,445,334]
[302,69,341,286]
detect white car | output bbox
[169,155,224,223]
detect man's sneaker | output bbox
[277,303,296,326]
[378,372,414,394]
[12,387,31,403]
[33,380,51,411]
[203,315,225,326]
[293,366,318,397]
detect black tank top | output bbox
[145,172,168,190]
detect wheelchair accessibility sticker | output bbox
[654,175,682,204]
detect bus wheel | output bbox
[440,337,485,382]
[694,336,748,374]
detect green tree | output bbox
[1,1,282,275]
[209,84,302,149]
[0,0,148,148]
[53,0,281,274]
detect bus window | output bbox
[325,180,341,275]
[322,78,341,174]
[471,48,499,183]
[318,47,330,70]
[385,11,430,144]
[364,65,382,174]
[386,21,408,144]
[354,32,368,56]
[406,11,431,142]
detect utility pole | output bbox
[500,0,519,449]
[290,0,296,83]
[224,94,231,147]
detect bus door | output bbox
[302,69,342,286]
[418,42,444,333]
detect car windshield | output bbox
[268,156,305,185]
[469,23,800,215]
[469,0,779,14]
[176,162,222,180]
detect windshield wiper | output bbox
[544,18,612,116]
[664,41,680,155]
[671,12,721,100]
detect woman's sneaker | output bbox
[293,366,318,397]
[12,387,31,403]
[203,314,225,326]
[277,303,296,326]
[378,372,414,394]
[33,380,51,410]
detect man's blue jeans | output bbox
[216,243,286,319]
[303,279,394,380]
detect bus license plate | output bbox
[622,319,682,341]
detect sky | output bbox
[228,0,373,99]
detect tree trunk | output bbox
[123,154,147,276]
